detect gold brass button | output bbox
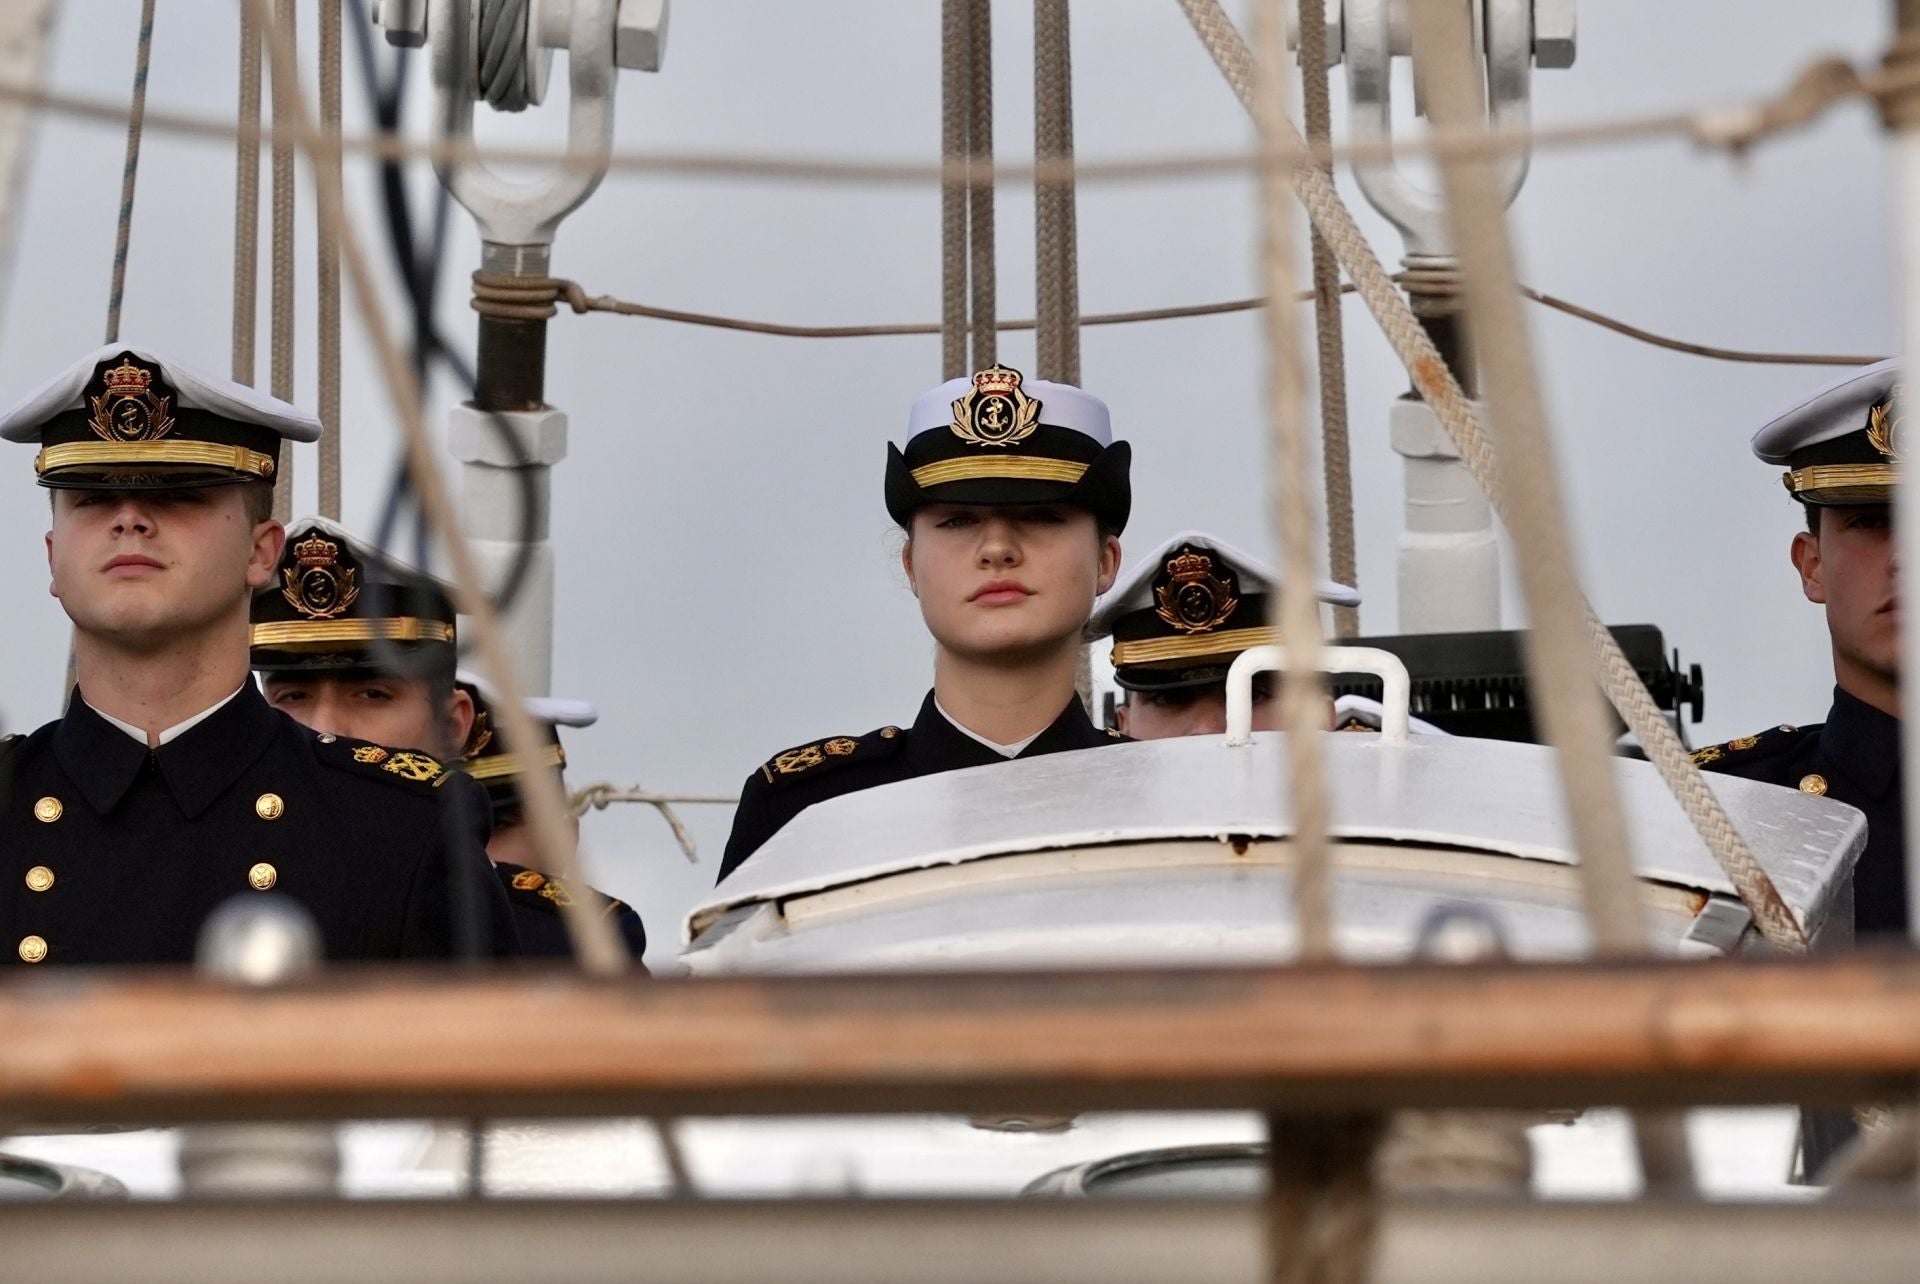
[18,935,47,964]
[1799,773,1828,796]
[33,796,62,823]
[24,866,53,893]
[248,862,278,891]
[255,793,285,821]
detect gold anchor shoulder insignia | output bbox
[539,879,576,908]
[772,744,826,775]
[1153,544,1240,635]
[352,744,389,764]
[87,355,177,443]
[949,364,1042,449]
[381,750,444,782]
[1689,744,1725,766]
[1870,387,1903,460]
[282,531,360,620]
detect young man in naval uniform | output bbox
[718,364,1133,882]
[252,516,645,958]
[0,345,515,965]
[1692,361,1905,940]
[1089,531,1358,739]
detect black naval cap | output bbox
[885,363,1132,532]
[1752,358,1899,506]
[0,343,320,490]
[250,516,458,675]
[456,672,596,824]
[1089,531,1360,693]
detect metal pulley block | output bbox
[1288,0,1575,257]
[372,0,668,244]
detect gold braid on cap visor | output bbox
[249,618,455,648]
[909,457,1089,487]
[1109,625,1283,668]
[37,441,277,478]
[463,742,567,782]
[1783,463,1898,504]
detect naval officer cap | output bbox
[1751,358,1899,505]
[885,363,1132,532]
[250,515,458,675]
[455,669,597,823]
[0,344,320,489]
[1089,531,1360,693]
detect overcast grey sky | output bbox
[0,2,1894,961]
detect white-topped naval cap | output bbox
[900,371,1112,447]
[286,514,450,588]
[0,342,322,443]
[456,669,599,729]
[1750,358,1896,464]
[1089,529,1361,639]
[1333,694,1448,737]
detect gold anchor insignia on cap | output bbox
[18,935,47,963]
[248,862,278,891]
[33,796,62,823]
[1869,388,1902,461]
[281,531,360,620]
[86,357,177,444]
[24,866,54,893]
[1153,546,1240,635]
[255,793,285,820]
[949,364,1042,449]
[1799,773,1828,796]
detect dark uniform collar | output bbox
[907,688,1105,773]
[1821,685,1901,800]
[57,682,284,818]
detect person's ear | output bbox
[247,519,286,591]
[444,686,476,756]
[1095,534,1122,595]
[900,533,919,597]
[1790,529,1825,605]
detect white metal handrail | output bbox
[1224,644,1412,747]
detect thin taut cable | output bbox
[268,0,298,522]
[233,3,262,386]
[103,0,157,344]
[317,0,343,519]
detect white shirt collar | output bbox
[89,683,248,748]
[934,697,1042,759]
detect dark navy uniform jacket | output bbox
[495,861,648,958]
[1693,686,1905,938]
[719,690,1127,883]
[0,684,518,966]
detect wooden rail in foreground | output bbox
[2,953,1918,1124]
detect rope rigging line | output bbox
[470,268,1883,369]
[102,0,156,345]
[245,0,629,974]
[6,46,1920,185]
[1296,0,1358,640]
[966,0,997,369]
[232,3,262,385]
[1175,0,1807,954]
[568,784,740,866]
[1034,0,1080,386]
[940,0,968,378]
[1411,0,1692,1192]
[318,0,343,520]
[268,0,298,523]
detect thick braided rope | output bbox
[940,0,968,379]
[1177,0,1806,952]
[965,0,997,369]
[268,0,297,523]
[231,5,261,386]
[1034,0,1081,386]
[1252,3,1336,967]
[1296,0,1358,638]
[103,0,156,345]
[317,0,342,520]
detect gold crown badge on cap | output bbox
[282,533,360,620]
[1153,547,1240,635]
[949,363,1042,448]
[87,358,176,444]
